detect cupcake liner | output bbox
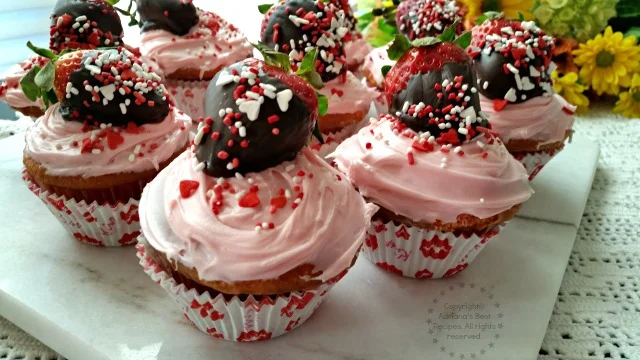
[22,170,140,247]
[165,79,209,124]
[136,239,345,342]
[512,149,560,181]
[362,219,503,279]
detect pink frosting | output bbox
[362,45,395,88]
[479,94,575,145]
[139,9,252,79]
[0,56,47,110]
[330,116,532,223]
[345,34,373,68]
[24,104,191,177]
[139,148,377,283]
[318,71,380,116]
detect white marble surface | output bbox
[0,132,597,360]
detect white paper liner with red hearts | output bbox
[136,239,344,342]
[22,170,140,247]
[362,219,504,279]
[512,148,560,181]
[165,79,208,124]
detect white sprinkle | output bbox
[217,178,225,185]
[226,163,234,170]
[285,164,296,172]
[440,163,447,169]
[458,128,469,135]
[504,88,518,102]
[235,172,244,180]
[285,189,292,199]
[480,198,485,203]
[506,63,519,74]
[453,146,462,153]
[239,126,247,137]
[255,226,261,232]
[218,109,226,117]
[91,149,101,155]
[483,81,489,90]
[206,190,214,198]
[119,103,127,114]
[194,162,205,172]
[293,176,301,184]
[262,222,269,230]
[477,141,485,148]
[247,178,254,184]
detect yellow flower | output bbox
[460,0,534,23]
[552,71,590,113]
[573,27,640,95]
[613,73,640,119]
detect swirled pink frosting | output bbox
[330,116,532,223]
[479,94,575,144]
[345,34,373,68]
[318,71,380,116]
[362,45,395,88]
[0,56,47,110]
[140,148,377,283]
[24,104,190,177]
[139,9,252,79]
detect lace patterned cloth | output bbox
[1,105,638,359]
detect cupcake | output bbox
[0,56,48,118]
[0,0,126,118]
[331,36,532,279]
[137,0,253,121]
[22,48,190,247]
[362,0,465,89]
[468,15,575,180]
[330,0,373,72]
[137,58,376,341]
[261,0,381,148]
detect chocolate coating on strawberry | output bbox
[196,59,318,178]
[136,0,198,36]
[469,19,555,104]
[50,0,124,53]
[261,0,349,82]
[386,44,488,145]
[396,0,464,40]
[57,49,170,126]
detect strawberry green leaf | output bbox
[317,92,328,117]
[296,49,317,75]
[35,62,55,91]
[252,42,292,72]
[453,31,472,49]
[475,11,502,25]
[516,11,525,21]
[258,4,273,14]
[105,0,120,5]
[387,34,411,61]
[44,89,59,107]
[437,22,457,42]
[20,66,42,102]
[411,37,442,47]
[26,41,57,61]
[381,65,392,78]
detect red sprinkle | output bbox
[179,180,199,199]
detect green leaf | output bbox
[26,41,57,61]
[105,0,120,5]
[44,89,59,107]
[302,70,324,90]
[35,62,55,91]
[258,4,273,14]
[411,37,442,47]
[387,34,411,61]
[475,11,502,24]
[20,66,42,102]
[616,0,640,18]
[625,27,640,38]
[296,49,317,76]
[252,42,292,72]
[317,92,328,117]
[516,11,525,21]
[381,65,392,78]
[453,31,472,49]
[356,10,374,31]
[437,22,457,42]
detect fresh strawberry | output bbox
[385,42,470,104]
[52,51,84,101]
[469,15,511,49]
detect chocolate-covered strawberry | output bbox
[53,48,170,125]
[468,15,555,106]
[50,0,124,53]
[260,0,349,82]
[136,0,199,36]
[195,58,318,178]
[396,0,464,40]
[385,32,488,145]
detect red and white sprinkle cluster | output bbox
[273,0,349,77]
[64,48,167,118]
[398,0,462,40]
[50,12,122,52]
[394,75,486,145]
[367,114,506,166]
[191,64,293,173]
[470,21,555,104]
